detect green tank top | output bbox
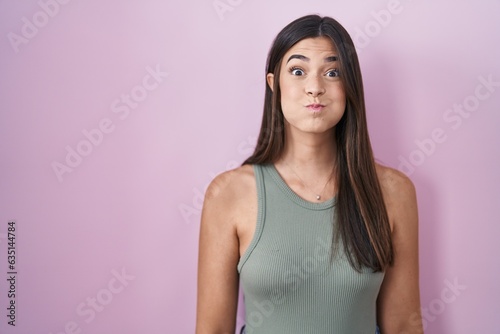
[237,164,384,333]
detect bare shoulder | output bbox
[375,163,416,201]
[375,163,418,232]
[203,164,257,228]
[204,164,256,205]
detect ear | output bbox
[266,73,274,92]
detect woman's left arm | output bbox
[377,167,424,333]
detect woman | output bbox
[196,15,423,333]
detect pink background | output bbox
[1,0,499,333]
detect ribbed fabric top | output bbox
[237,164,384,334]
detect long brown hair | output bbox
[243,15,393,272]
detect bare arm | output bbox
[196,172,240,334]
[377,168,424,333]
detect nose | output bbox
[306,75,325,97]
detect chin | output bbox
[296,124,337,135]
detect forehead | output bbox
[284,36,338,59]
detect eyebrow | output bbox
[286,54,338,63]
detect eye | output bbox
[289,67,305,76]
[326,69,340,77]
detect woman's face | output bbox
[267,36,346,135]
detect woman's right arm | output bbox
[196,171,241,334]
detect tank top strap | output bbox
[237,164,266,273]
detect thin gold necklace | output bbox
[283,160,335,201]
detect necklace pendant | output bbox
[316,195,321,200]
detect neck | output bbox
[279,126,337,172]
[274,125,338,201]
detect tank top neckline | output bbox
[264,163,336,211]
